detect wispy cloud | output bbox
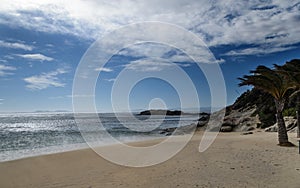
[105,78,116,82]
[224,45,298,56]
[16,53,54,61]
[0,40,34,51]
[0,0,299,56]
[0,59,8,63]
[0,64,16,76]
[94,67,113,72]
[114,38,223,65]
[119,43,198,63]
[24,68,67,90]
[125,58,175,72]
[45,43,54,48]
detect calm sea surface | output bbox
[0,112,198,161]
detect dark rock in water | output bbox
[159,127,176,135]
[165,127,176,132]
[168,110,182,115]
[160,124,196,136]
[220,126,232,132]
[197,121,208,127]
[198,115,209,122]
[196,113,210,127]
[199,112,210,116]
[139,110,183,116]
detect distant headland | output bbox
[139,109,183,116]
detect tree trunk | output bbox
[275,99,290,145]
[276,110,289,144]
[297,94,300,138]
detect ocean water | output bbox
[0,112,198,162]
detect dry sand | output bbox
[0,131,299,188]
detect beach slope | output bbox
[0,132,299,188]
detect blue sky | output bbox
[0,0,300,112]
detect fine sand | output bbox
[0,131,299,188]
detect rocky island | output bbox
[139,109,183,116]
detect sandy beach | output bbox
[0,131,299,188]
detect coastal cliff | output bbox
[149,88,298,135]
[210,88,298,133]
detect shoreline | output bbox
[1,131,298,163]
[0,134,166,163]
[0,131,299,188]
[0,112,200,163]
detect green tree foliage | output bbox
[239,65,294,146]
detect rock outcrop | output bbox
[194,88,277,132]
[139,110,183,116]
[265,116,298,133]
[221,106,260,132]
[146,88,300,134]
[159,124,196,136]
[196,113,210,127]
[196,88,299,133]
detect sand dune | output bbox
[0,131,299,188]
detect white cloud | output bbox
[105,78,116,82]
[0,59,8,63]
[119,43,173,58]
[119,43,199,66]
[16,53,54,61]
[94,67,113,72]
[4,55,14,60]
[224,45,298,56]
[45,43,54,47]
[125,58,176,72]
[189,0,300,53]
[0,40,33,51]
[0,0,299,56]
[0,64,16,76]
[24,68,67,90]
